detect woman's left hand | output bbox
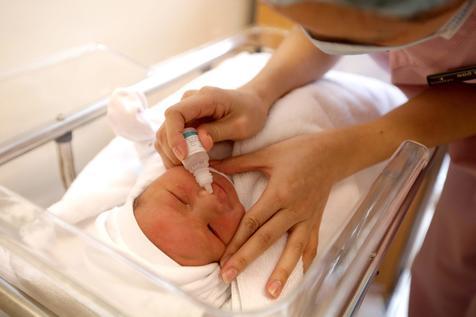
[213,132,344,299]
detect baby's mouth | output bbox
[210,172,235,210]
[209,168,233,185]
[207,224,226,245]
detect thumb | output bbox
[212,150,267,175]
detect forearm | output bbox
[327,84,476,180]
[240,26,339,112]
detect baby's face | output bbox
[134,166,245,266]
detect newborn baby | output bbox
[133,166,244,266]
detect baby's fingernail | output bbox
[173,146,185,161]
[221,268,237,283]
[268,280,282,298]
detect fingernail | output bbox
[221,268,237,283]
[268,280,282,298]
[205,134,213,147]
[173,146,185,161]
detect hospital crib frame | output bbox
[0,27,447,316]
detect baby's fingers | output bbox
[266,223,309,298]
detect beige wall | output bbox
[0,0,253,69]
[0,0,253,207]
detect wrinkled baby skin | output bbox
[134,166,245,266]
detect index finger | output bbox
[220,209,295,284]
[164,94,227,160]
[219,185,281,267]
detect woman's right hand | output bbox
[155,86,269,167]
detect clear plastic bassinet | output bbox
[0,27,442,316]
[0,139,431,317]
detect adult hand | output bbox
[214,133,343,299]
[155,86,269,167]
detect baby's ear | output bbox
[208,141,234,160]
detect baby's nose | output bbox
[194,190,223,221]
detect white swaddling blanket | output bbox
[91,201,230,306]
[0,52,407,315]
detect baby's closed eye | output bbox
[167,189,188,205]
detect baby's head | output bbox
[133,166,245,266]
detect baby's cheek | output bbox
[184,233,224,265]
[174,232,224,265]
[213,206,245,244]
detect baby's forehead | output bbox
[146,166,238,206]
[156,166,234,191]
[156,166,196,187]
[133,167,193,206]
